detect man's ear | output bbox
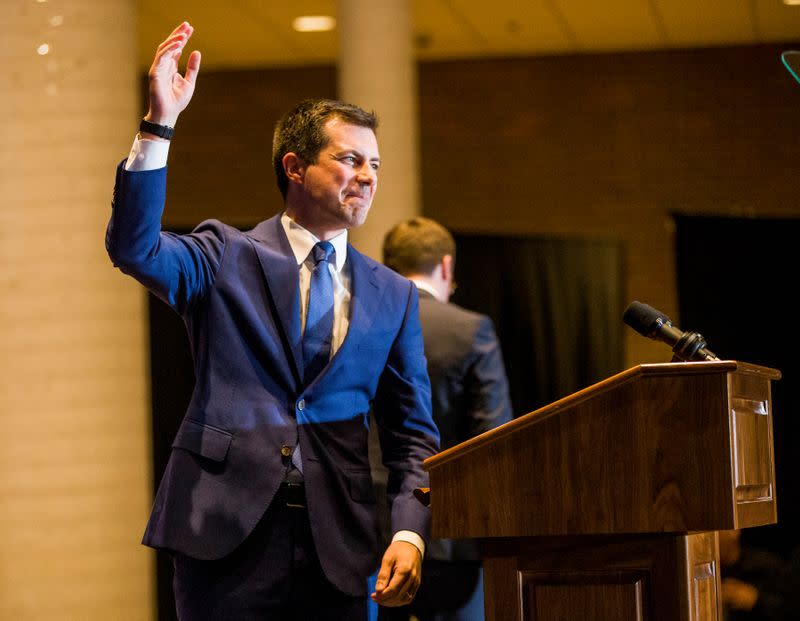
[441,254,454,281]
[282,153,306,186]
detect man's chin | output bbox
[341,203,371,228]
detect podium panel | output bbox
[523,573,646,620]
[482,532,720,621]
[424,361,780,621]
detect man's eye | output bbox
[371,163,380,171]
[341,155,357,164]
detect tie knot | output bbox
[311,241,335,266]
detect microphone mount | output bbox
[623,301,719,362]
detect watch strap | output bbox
[139,119,174,140]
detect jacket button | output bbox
[280,445,293,457]
[297,398,305,411]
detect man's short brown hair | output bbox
[272,99,378,199]
[382,217,456,276]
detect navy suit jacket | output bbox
[417,290,512,562]
[106,162,439,596]
[417,291,512,450]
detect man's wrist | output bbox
[125,133,170,171]
[392,530,425,557]
[139,119,174,141]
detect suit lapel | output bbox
[245,225,383,385]
[247,215,304,386]
[339,245,381,355]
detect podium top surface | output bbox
[424,360,780,471]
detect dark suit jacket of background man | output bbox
[415,289,513,562]
[105,162,440,597]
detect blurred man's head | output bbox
[383,217,456,302]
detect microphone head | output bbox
[623,301,672,338]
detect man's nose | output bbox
[357,165,377,186]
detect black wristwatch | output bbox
[139,119,174,140]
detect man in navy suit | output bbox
[381,217,513,621]
[106,22,439,620]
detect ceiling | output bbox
[138,0,800,71]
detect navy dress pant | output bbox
[172,485,369,621]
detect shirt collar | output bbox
[409,278,445,302]
[280,212,348,273]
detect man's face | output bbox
[297,117,380,236]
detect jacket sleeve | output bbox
[465,316,514,437]
[372,282,440,541]
[105,160,225,314]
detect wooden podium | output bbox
[423,360,780,621]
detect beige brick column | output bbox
[1,1,154,619]
[338,0,421,261]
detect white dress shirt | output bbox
[280,214,350,356]
[409,278,444,302]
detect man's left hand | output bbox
[370,540,422,607]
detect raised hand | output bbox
[144,22,201,129]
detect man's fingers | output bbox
[155,26,192,57]
[381,567,413,599]
[371,541,422,605]
[184,50,201,84]
[170,21,192,37]
[379,576,401,598]
[396,581,418,605]
[145,21,199,123]
[155,34,184,57]
[149,41,188,82]
[375,573,418,607]
[162,22,193,47]
[374,560,392,592]
[372,561,417,604]
[153,22,193,68]
[152,41,182,70]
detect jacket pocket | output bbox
[171,419,232,462]
[347,470,376,504]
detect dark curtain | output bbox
[148,292,193,621]
[452,233,625,417]
[674,214,800,558]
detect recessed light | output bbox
[293,15,336,33]
[784,0,800,5]
[37,43,50,55]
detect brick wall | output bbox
[2,2,154,619]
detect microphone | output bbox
[623,301,719,362]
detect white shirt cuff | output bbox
[392,530,425,557]
[125,134,170,171]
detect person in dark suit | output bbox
[380,217,513,621]
[106,22,439,620]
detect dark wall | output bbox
[675,215,800,557]
[158,44,800,366]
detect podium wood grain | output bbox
[424,361,780,621]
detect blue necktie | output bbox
[302,241,336,384]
